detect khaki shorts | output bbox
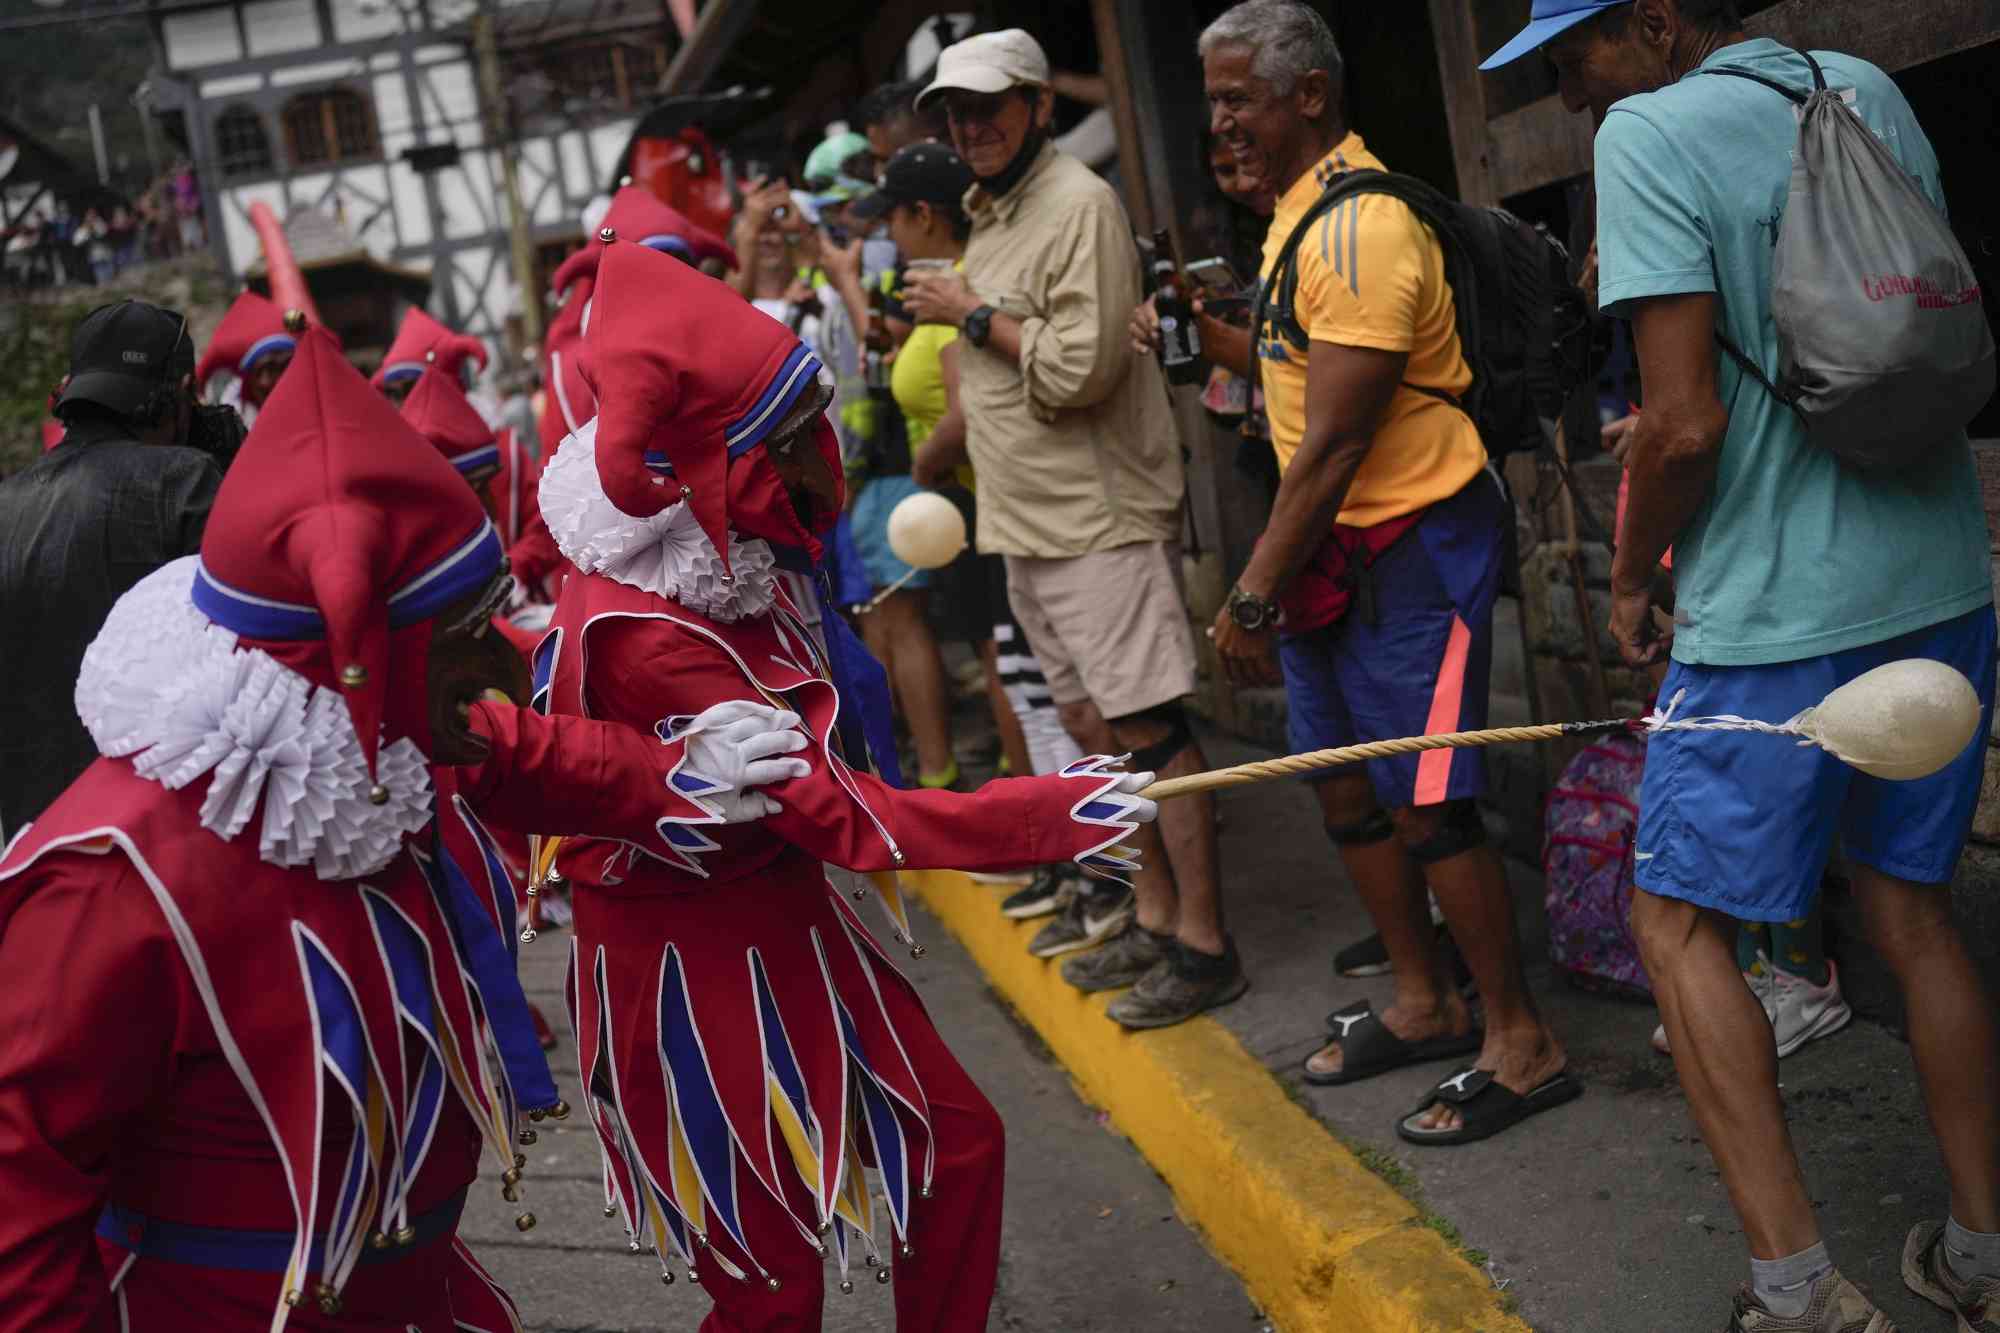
[1003,542,1197,720]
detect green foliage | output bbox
[0,0,160,194]
[0,298,86,480]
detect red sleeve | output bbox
[503,447,564,601]
[456,701,717,855]
[0,858,185,1333]
[585,620,1146,878]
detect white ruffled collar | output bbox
[539,418,781,623]
[74,558,433,880]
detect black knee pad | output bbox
[1404,799,1487,865]
[1113,701,1193,772]
[1325,810,1396,846]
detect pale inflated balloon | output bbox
[1800,658,1981,781]
[886,491,968,570]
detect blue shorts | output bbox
[1635,606,1997,922]
[848,474,932,593]
[1278,470,1506,809]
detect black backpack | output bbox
[1253,170,1598,459]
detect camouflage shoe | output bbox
[1725,1271,1896,1333]
[1106,939,1249,1030]
[1059,922,1170,993]
[1905,1221,2000,1333]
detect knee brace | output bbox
[1113,701,1194,773]
[1324,810,1396,846]
[1404,799,1487,865]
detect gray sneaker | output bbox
[1107,939,1249,1030]
[1059,921,1169,992]
[1725,1270,1896,1333]
[1905,1220,2000,1333]
[1028,884,1134,959]
[1002,865,1081,921]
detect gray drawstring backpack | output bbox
[1707,49,1995,469]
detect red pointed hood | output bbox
[193,329,505,779]
[583,236,841,565]
[540,246,601,457]
[371,307,488,390]
[400,360,500,477]
[598,182,736,271]
[195,291,299,396]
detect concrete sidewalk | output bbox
[1190,722,1955,1333]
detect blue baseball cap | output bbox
[1480,0,1629,70]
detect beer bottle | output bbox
[864,280,892,393]
[1151,227,1204,386]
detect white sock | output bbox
[1945,1217,2000,1283]
[1750,1242,1831,1318]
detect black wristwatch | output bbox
[1226,585,1281,632]
[963,304,996,348]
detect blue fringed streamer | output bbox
[773,546,904,790]
[425,835,560,1111]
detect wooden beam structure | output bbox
[661,0,764,96]
[1426,0,1497,205]
[1482,0,2000,201]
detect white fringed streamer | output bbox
[1642,689,1816,747]
[75,557,433,880]
[539,419,780,622]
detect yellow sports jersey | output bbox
[1256,132,1485,526]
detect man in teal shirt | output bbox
[1487,3,1999,1331]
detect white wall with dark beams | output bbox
[149,0,645,344]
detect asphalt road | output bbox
[460,873,1262,1333]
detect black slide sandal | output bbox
[1396,1067,1583,1146]
[1303,1001,1484,1087]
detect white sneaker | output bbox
[1766,956,1852,1058]
[1649,953,1851,1058]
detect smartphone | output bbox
[823,223,851,248]
[1186,256,1245,294]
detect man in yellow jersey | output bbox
[1200,0,1578,1145]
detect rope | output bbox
[1139,720,1628,802]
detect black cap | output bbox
[57,300,193,417]
[847,142,975,225]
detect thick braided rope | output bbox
[1140,723,1614,802]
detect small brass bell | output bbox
[551,1099,571,1120]
[502,1167,522,1186]
[513,1153,527,1170]
[864,1254,878,1268]
[628,1239,643,1254]
[909,945,927,960]
[501,1183,520,1203]
[876,1267,892,1285]
[546,870,565,888]
[679,484,693,499]
[853,887,867,900]
[659,1270,676,1286]
[368,784,390,806]
[284,1289,304,1307]
[283,308,307,333]
[839,1279,855,1294]
[520,927,538,943]
[525,883,539,898]
[518,1127,538,1145]
[392,1224,417,1245]
[687,1268,701,1285]
[765,1277,782,1293]
[338,663,368,687]
[891,849,907,866]
[619,174,633,187]
[367,1230,390,1250]
[528,1108,546,1123]
[920,1184,933,1200]
[815,1220,832,1236]
[315,1283,342,1315]
[898,1242,914,1259]
[598,226,617,243]
[603,1203,618,1218]
[514,1212,537,1232]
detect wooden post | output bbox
[1425,0,1497,205]
[474,4,543,347]
[1088,0,1156,234]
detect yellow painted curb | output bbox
[906,869,1531,1333]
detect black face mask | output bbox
[186,402,248,471]
[976,109,1050,199]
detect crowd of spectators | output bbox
[3,160,204,289]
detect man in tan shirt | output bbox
[905,28,1242,1029]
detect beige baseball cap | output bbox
[915,29,1051,108]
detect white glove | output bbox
[1110,770,1158,824]
[676,700,812,822]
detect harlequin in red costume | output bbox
[0,329,811,1331]
[196,289,300,425]
[538,184,737,460]
[536,237,1157,1330]
[400,360,563,617]
[372,307,488,400]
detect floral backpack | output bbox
[1543,732,1653,1000]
